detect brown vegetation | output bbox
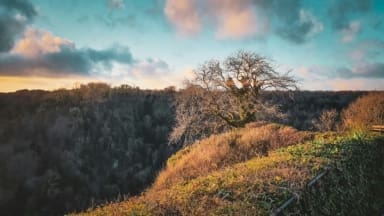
[342,92,384,130]
[315,109,339,131]
[155,123,311,191]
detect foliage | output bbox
[0,83,176,215]
[342,92,384,131]
[76,127,384,216]
[291,134,384,215]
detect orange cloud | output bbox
[216,9,261,39]
[11,28,74,57]
[212,0,263,39]
[164,0,201,35]
[164,0,323,43]
[164,0,265,39]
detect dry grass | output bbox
[153,123,311,191]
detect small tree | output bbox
[170,51,297,145]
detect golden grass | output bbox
[153,123,311,191]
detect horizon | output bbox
[1,0,384,92]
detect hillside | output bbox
[76,124,384,215]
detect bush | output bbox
[315,109,340,131]
[342,92,384,131]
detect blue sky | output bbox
[0,0,383,91]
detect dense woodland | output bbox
[0,84,176,215]
[0,83,370,215]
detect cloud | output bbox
[326,78,384,90]
[328,0,373,30]
[275,8,324,43]
[130,58,170,78]
[106,59,180,89]
[340,39,384,78]
[0,46,134,77]
[107,0,125,10]
[0,28,134,77]
[349,39,384,62]
[163,0,323,43]
[0,0,37,52]
[0,28,176,86]
[302,78,384,90]
[164,0,201,35]
[0,0,37,18]
[341,21,361,43]
[11,28,74,57]
[341,62,384,78]
[295,59,384,81]
[0,0,175,89]
[295,65,384,90]
[208,0,267,39]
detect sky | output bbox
[0,0,383,92]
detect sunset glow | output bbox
[0,0,383,91]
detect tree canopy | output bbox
[170,51,297,145]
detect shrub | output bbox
[342,92,384,131]
[315,109,339,131]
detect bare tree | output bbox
[169,84,230,146]
[170,51,297,145]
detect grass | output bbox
[73,125,384,216]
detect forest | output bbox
[0,82,372,215]
[0,83,176,215]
